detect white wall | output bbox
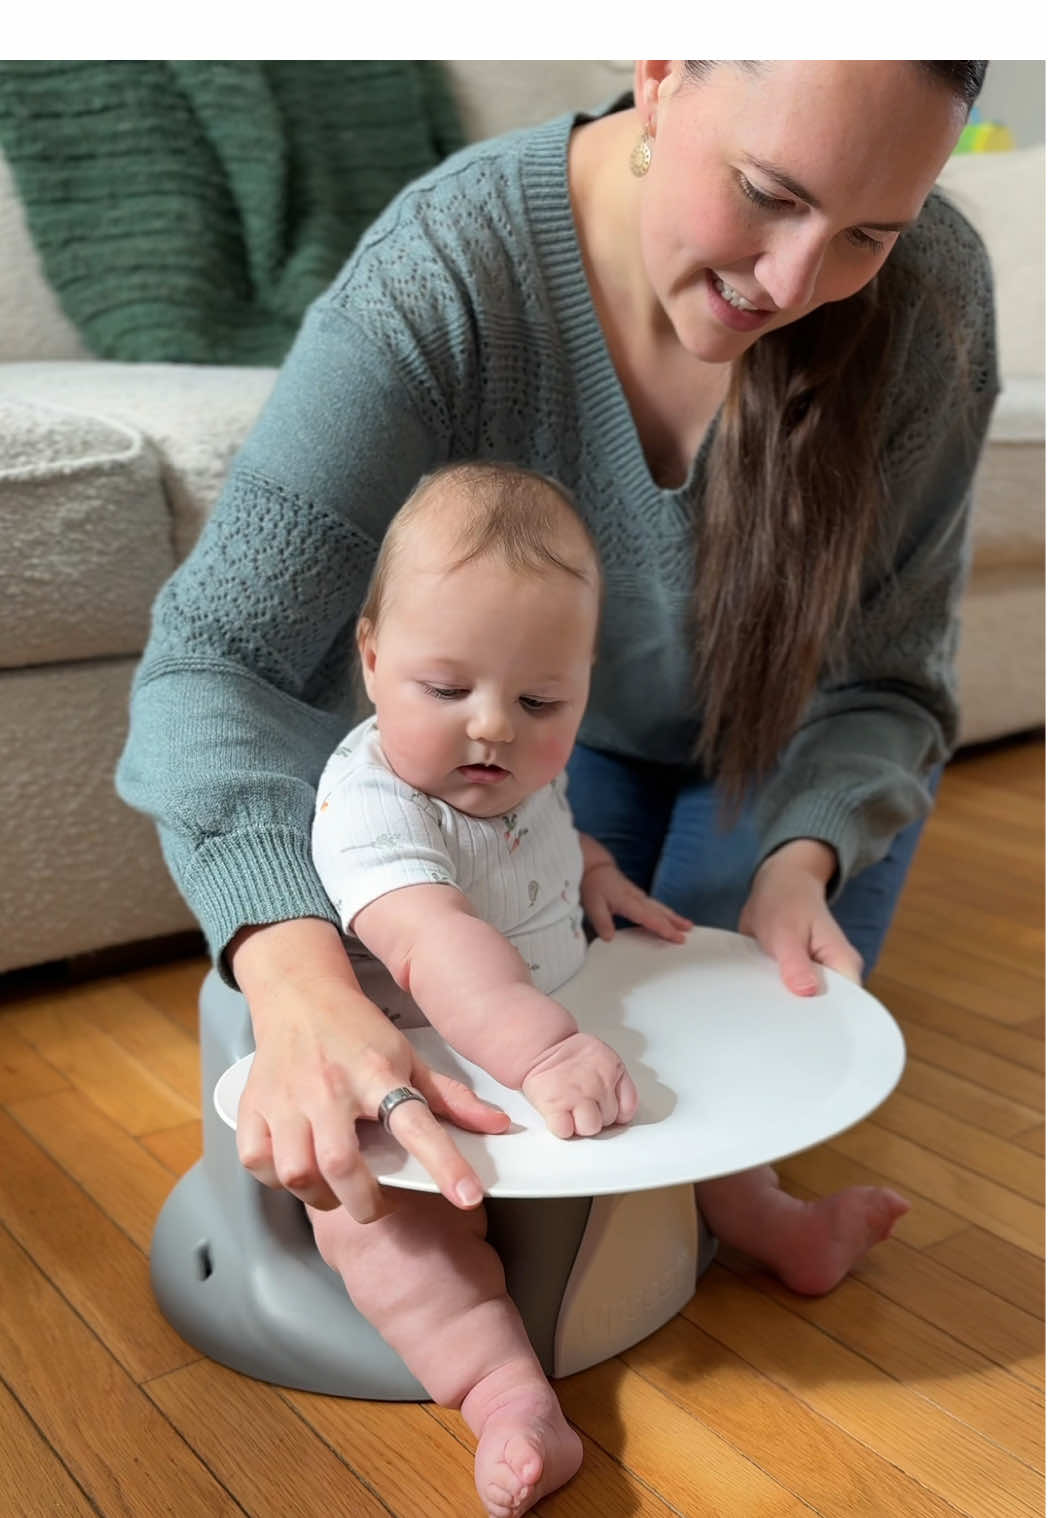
[980,61,1045,146]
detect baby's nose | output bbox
[467,698,514,744]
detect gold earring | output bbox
[629,121,653,177]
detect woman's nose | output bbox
[755,228,828,313]
[466,697,514,744]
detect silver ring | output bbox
[378,1084,429,1132]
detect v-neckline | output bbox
[521,109,723,504]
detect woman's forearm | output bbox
[229,917,386,1039]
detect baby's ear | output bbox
[356,618,378,697]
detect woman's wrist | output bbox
[228,917,374,1033]
[756,838,838,889]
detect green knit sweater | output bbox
[116,109,998,970]
[0,60,462,363]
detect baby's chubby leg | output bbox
[309,1193,581,1517]
[696,1165,909,1295]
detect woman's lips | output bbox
[458,764,509,784]
[705,269,775,333]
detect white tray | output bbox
[214,927,905,1198]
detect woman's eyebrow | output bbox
[742,154,915,231]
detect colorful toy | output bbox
[954,106,1016,153]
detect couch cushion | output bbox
[0,148,93,363]
[936,145,1046,381]
[0,396,174,669]
[0,361,277,562]
[969,433,1045,570]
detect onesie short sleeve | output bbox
[312,741,459,932]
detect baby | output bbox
[309,461,907,1517]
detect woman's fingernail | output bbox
[456,1178,483,1207]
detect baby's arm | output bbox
[352,885,636,1137]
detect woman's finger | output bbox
[313,1134,389,1222]
[813,934,864,984]
[416,1068,511,1134]
[382,1094,489,1208]
[763,924,821,996]
[268,1113,346,1211]
[236,1106,278,1185]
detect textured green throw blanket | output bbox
[0,61,464,364]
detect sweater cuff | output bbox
[755,792,873,903]
[182,827,340,986]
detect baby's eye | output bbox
[423,684,467,701]
[519,695,561,714]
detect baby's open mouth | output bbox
[458,764,509,783]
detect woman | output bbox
[118,61,995,1237]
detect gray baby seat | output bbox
[150,969,717,1396]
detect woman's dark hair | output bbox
[683,61,986,803]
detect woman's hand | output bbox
[579,834,692,944]
[229,919,509,1223]
[738,839,864,994]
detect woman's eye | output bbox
[423,684,466,700]
[738,175,791,212]
[846,227,887,252]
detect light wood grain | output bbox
[0,1226,242,1517]
[897,1057,1042,1139]
[80,981,202,1107]
[0,1109,196,1382]
[1015,1125,1045,1155]
[139,1119,204,1177]
[7,1087,182,1252]
[683,1266,1043,1518]
[0,1020,70,1103]
[715,1250,1044,1461]
[871,1091,1044,1201]
[924,1226,1044,1319]
[556,1358,817,1517]
[622,1312,986,1518]
[872,978,1045,1074]
[146,1359,392,1517]
[7,993,196,1134]
[0,1378,98,1518]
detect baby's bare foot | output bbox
[462,1365,583,1517]
[763,1186,910,1296]
[698,1167,909,1296]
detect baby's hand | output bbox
[581,858,692,944]
[520,1031,637,1139]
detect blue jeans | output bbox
[566,744,939,978]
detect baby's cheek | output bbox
[535,731,575,775]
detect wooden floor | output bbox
[1,737,1043,1517]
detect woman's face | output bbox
[635,61,967,362]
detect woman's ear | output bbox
[632,61,670,120]
[633,61,686,133]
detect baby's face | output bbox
[359,546,599,818]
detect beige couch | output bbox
[1,62,1043,976]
